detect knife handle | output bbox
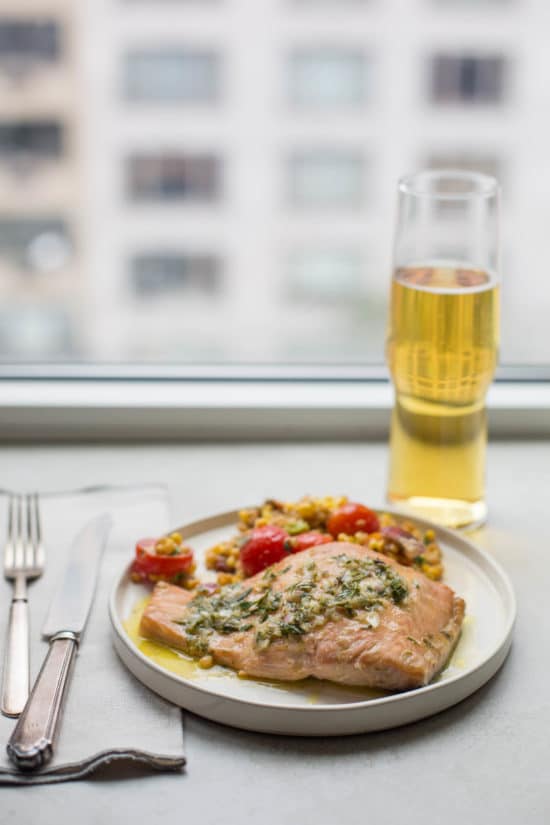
[1,598,30,717]
[6,633,77,772]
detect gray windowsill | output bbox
[0,377,548,441]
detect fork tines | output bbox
[4,493,43,578]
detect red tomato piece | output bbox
[291,532,333,554]
[131,537,194,581]
[239,525,291,577]
[327,503,380,538]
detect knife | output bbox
[6,513,113,772]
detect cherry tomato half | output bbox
[239,525,291,577]
[131,537,194,581]
[291,531,333,554]
[327,503,380,538]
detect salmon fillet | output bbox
[139,542,465,691]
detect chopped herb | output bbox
[280,622,306,637]
[286,520,309,535]
[390,578,408,604]
[175,552,408,654]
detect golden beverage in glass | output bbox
[386,172,500,528]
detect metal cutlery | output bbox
[1,493,45,718]
[7,513,112,771]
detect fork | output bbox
[1,494,44,717]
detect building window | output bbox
[0,218,72,272]
[289,151,364,208]
[0,305,73,359]
[433,0,512,5]
[424,152,502,217]
[287,249,362,301]
[430,54,507,104]
[425,151,501,180]
[288,49,367,107]
[0,121,63,164]
[127,154,220,202]
[0,20,59,70]
[124,50,221,102]
[292,1,370,5]
[131,252,221,295]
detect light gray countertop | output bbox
[1,440,548,824]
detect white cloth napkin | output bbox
[0,484,186,785]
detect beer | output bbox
[386,264,499,528]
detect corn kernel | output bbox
[155,538,176,555]
[198,655,214,669]
[423,545,440,564]
[425,563,443,580]
[170,532,183,544]
[296,501,315,519]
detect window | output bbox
[0,20,59,66]
[0,121,63,163]
[287,249,362,302]
[0,5,547,372]
[425,152,501,181]
[293,1,370,5]
[288,49,367,107]
[434,0,512,5]
[288,151,364,208]
[131,253,221,296]
[0,305,73,357]
[424,152,502,217]
[430,55,507,104]
[125,50,220,102]
[127,154,220,202]
[0,218,72,273]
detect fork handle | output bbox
[7,633,77,771]
[1,598,30,718]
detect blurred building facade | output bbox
[0,0,547,363]
[0,0,79,357]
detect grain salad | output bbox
[204,496,443,585]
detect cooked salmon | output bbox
[139,542,465,690]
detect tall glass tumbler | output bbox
[386,170,500,529]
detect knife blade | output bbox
[41,514,113,641]
[7,514,112,772]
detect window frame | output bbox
[0,365,548,440]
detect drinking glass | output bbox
[386,170,500,529]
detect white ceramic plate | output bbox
[110,508,516,736]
